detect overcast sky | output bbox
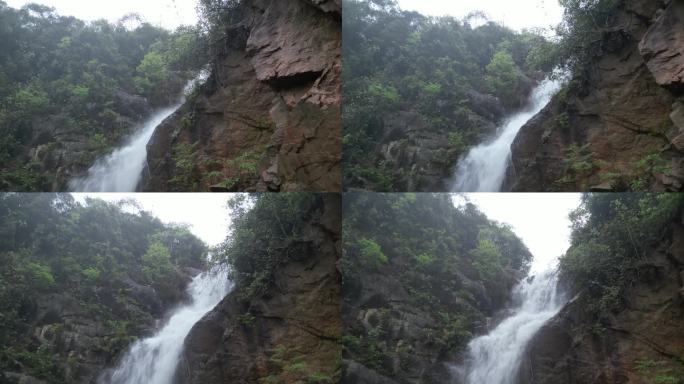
[456,193,581,274]
[5,0,199,30]
[73,193,234,246]
[396,0,564,32]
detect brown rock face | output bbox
[175,195,341,384]
[143,0,341,192]
[639,0,684,90]
[518,222,684,384]
[506,0,684,192]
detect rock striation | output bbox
[143,0,341,192]
[341,196,532,384]
[3,268,197,384]
[175,195,341,384]
[518,212,684,383]
[506,0,684,191]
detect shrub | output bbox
[81,267,101,282]
[24,262,55,288]
[471,238,502,280]
[415,252,435,266]
[448,132,467,154]
[141,241,173,284]
[358,238,387,269]
[485,51,521,104]
[560,194,684,320]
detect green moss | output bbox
[206,171,224,183]
[448,131,466,155]
[629,152,670,191]
[285,361,307,374]
[306,372,334,384]
[555,112,570,130]
[216,177,240,190]
[181,112,195,129]
[228,151,260,174]
[168,142,199,190]
[255,116,275,131]
[635,359,684,384]
[237,312,256,327]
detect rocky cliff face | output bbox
[375,98,502,191]
[175,194,341,384]
[342,257,528,384]
[10,90,152,192]
[506,0,684,192]
[4,267,198,384]
[365,77,535,192]
[518,212,684,383]
[341,196,533,384]
[143,0,341,192]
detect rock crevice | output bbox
[143,0,341,192]
[506,0,684,191]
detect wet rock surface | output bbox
[507,0,684,192]
[176,195,341,384]
[143,0,341,192]
[518,216,684,384]
[2,92,155,192]
[2,270,195,384]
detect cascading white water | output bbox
[99,266,232,384]
[451,79,562,192]
[68,106,180,192]
[455,270,565,384]
[69,74,206,192]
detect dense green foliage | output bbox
[343,0,553,190]
[0,194,206,381]
[197,0,245,58]
[560,193,684,322]
[216,193,321,300]
[343,193,532,370]
[0,1,206,190]
[555,0,622,75]
[214,193,340,383]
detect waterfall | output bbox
[454,270,565,384]
[99,266,232,384]
[451,79,562,192]
[69,74,207,192]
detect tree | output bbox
[142,240,174,283]
[0,2,207,190]
[556,0,622,73]
[342,0,553,190]
[485,50,521,105]
[560,193,684,319]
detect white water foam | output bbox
[451,79,562,192]
[99,266,232,384]
[453,270,565,384]
[69,74,207,192]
